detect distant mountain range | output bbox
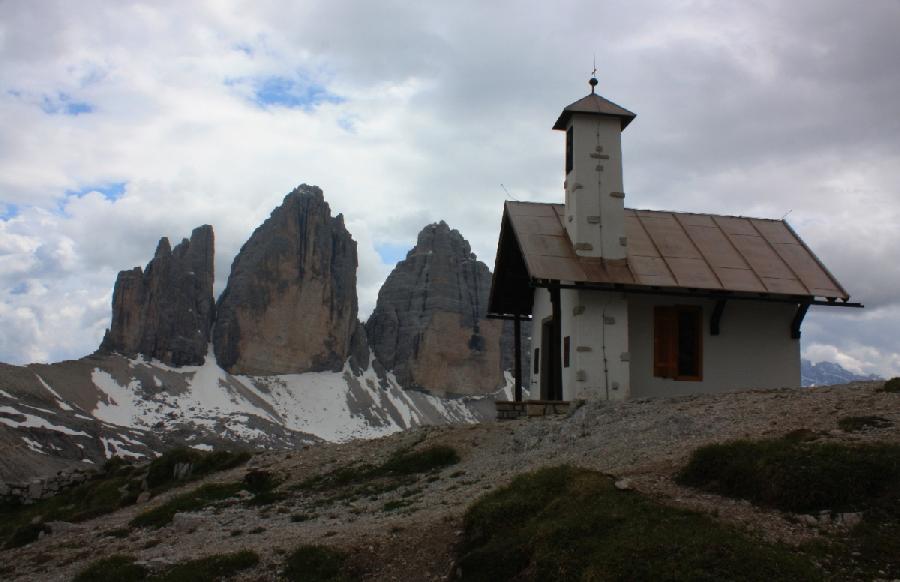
[801,359,881,387]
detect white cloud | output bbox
[0,0,898,376]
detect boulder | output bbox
[100,225,215,366]
[213,185,362,374]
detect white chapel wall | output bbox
[563,289,630,401]
[627,294,800,398]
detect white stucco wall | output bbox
[627,294,800,398]
[564,114,626,260]
[563,289,630,401]
[529,288,551,398]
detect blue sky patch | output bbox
[248,75,343,111]
[40,92,94,116]
[10,282,28,295]
[66,182,126,201]
[375,242,411,266]
[1,203,19,220]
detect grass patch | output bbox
[155,550,259,582]
[379,444,459,476]
[290,445,459,516]
[129,482,243,529]
[881,377,900,393]
[678,437,900,579]
[382,499,409,512]
[283,545,353,582]
[73,555,147,582]
[458,465,818,581]
[676,437,900,514]
[3,522,50,549]
[297,445,459,492]
[242,469,286,506]
[145,448,251,491]
[0,448,250,549]
[104,527,131,539]
[838,415,892,432]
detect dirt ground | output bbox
[3,381,898,581]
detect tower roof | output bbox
[552,93,636,131]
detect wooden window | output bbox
[653,306,702,381]
[533,348,540,374]
[563,336,571,368]
[565,126,574,175]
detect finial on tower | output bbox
[589,57,598,94]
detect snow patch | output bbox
[100,436,145,460]
[0,405,90,436]
[21,436,46,454]
[35,374,74,411]
[190,443,213,451]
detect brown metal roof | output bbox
[496,201,849,304]
[552,93,637,131]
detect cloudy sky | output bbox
[1,0,898,376]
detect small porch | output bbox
[495,400,570,420]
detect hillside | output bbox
[0,349,503,483]
[2,380,897,581]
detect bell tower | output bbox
[553,74,635,259]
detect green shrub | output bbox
[146,448,250,490]
[379,445,460,476]
[458,466,818,581]
[73,555,147,582]
[129,482,242,529]
[296,445,459,493]
[3,522,49,549]
[882,377,900,393]
[283,545,352,582]
[676,437,900,513]
[838,415,892,432]
[155,550,259,582]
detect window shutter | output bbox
[654,306,677,378]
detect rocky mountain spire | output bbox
[213,184,364,375]
[100,225,215,366]
[365,221,512,396]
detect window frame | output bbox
[653,305,703,382]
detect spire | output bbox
[589,58,598,94]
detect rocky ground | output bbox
[3,380,898,581]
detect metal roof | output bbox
[489,201,851,315]
[552,93,637,131]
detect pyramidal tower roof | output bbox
[552,92,636,131]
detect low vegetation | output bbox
[73,555,147,582]
[73,551,259,582]
[283,545,353,582]
[0,448,250,549]
[297,444,460,492]
[881,377,900,393]
[678,436,900,578]
[154,550,259,582]
[129,482,243,529]
[144,448,251,490]
[676,436,900,513]
[837,415,892,432]
[457,465,819,581]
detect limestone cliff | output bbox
[366,222,517,397]
[213,185,361,375]
[99,225,215,366]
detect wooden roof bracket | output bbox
[791,302,812,340]
[710,299,727,336]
